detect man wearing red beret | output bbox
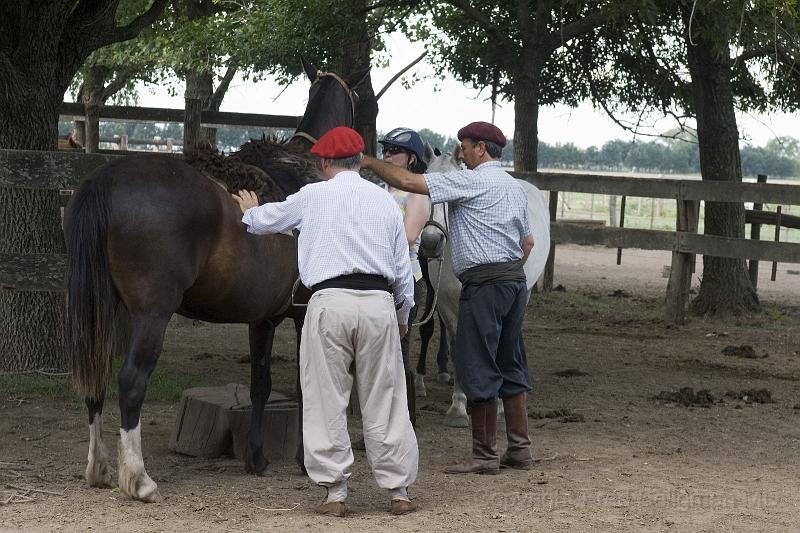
[362,121,535,476]
[232,126,419,516]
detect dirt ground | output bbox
[2,245,800,532]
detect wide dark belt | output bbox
[457,259,526,287]
[311,273,391,294]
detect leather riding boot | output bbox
[444,400,499,474]
[500,393,533,470]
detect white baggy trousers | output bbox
[300,288,419,491]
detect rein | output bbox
[290,71,356,145]
[412,203,449,327]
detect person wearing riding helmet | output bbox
[378,127,431,426]
[361,121,535,478]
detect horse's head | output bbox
[291,60,370,147]
[418,141,464,259]
[424,141,463,173]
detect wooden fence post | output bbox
[748,174,768,289]
[772,206,782,281]
[649,197,655,229]
[609,195,618,227]
[542,190,558,291]
[616,196,626,265]
[664,194,700,325]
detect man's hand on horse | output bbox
[232,190,259,214]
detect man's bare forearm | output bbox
[362,155,430,195]
[521,234,534,263]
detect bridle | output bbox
[412,202,450,327]
[290,71,357,145]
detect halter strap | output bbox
[290,71,356,145]
[290,131,318,145]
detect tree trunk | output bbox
[1,0,166,372]
[0,78,68,371]
[683,10,759,315]
[512,80,540,172]
[184,70,213,150]
[513,49,548,172]
[335,0,377,156]
[80,66,110,154]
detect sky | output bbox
[130,32,798,149]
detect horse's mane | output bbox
[183,137,321,204]
[230,136,322,199]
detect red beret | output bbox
[457,121,507,148]
[310,126,365,159]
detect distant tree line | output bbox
[64,121,800,179]
[508,137,800,178]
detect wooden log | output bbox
[228,394,298,464]
[171,384,298,463]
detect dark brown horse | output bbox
[64,63,369,502]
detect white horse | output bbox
[418,145,551,427]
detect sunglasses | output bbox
[382,145,407,156]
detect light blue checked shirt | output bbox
[241,171,415,324]
[425,160,532,276]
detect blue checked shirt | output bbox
[241,171,415,324]
[424,161,532,276]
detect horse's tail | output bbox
[64,175,117,401]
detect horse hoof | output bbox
[414,375,427,397]
[86,461,114,488]
[444,407,469,428]
[118,469,161,503]
[245,455,269,476]
[437,372,451,385]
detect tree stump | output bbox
[170,384,298,464]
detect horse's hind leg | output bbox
[245,321,274,475]
[117,313,170,503]
[435,315,451,383]
[85,396,113,488]
[444,329,469,428]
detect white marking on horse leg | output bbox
[497,400,506,431]
[118,423,161,503]
[415,374,427,398]
[86,417,113,488]
[444,380,469,428]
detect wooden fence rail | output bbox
[59,102,301,130]
[3,148,800,326]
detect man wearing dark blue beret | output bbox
[362,121,535,476]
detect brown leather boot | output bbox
[500,393,533,470]
[444,400,499,474]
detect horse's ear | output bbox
[434,147,442,157]
[301,58,318,82]
[451,143,462,164]
[346,67,371,90]
[423,141,435,164]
